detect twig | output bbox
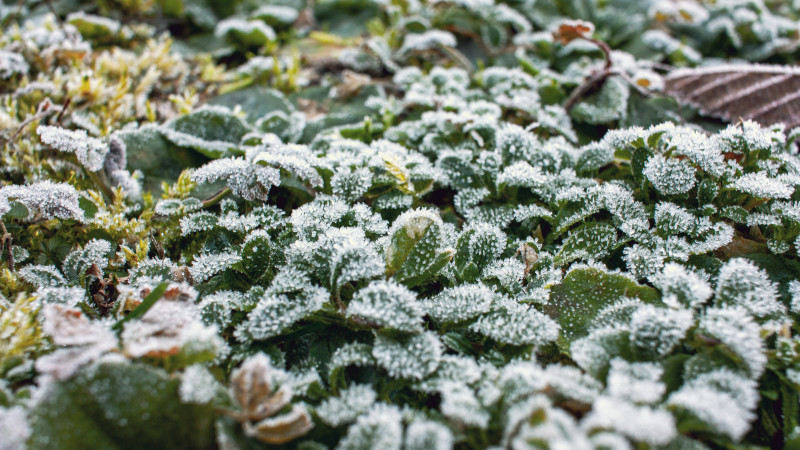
[0,220,14,272]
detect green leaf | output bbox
[385,210,454,287]
[161,106,252,159]
[546,267,660,342]
[29,362,216,449]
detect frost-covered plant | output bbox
[3,1,800,449]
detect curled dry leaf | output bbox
[229,354,313,444]
[553,20,596,44]
[665,64,800,129]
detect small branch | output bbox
[0,220,13,272]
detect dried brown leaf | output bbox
[665,64,800,129]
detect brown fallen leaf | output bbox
[665,64,800,129]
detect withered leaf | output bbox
[665,64,800,129]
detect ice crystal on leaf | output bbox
[404,420,454,450]
[236,269,327,341]
[582,396,676,445]
[37,125,108,172]
[347,280,423,333]
[337,404,403,450]
[424,284,495,323]
[732,172,794,199]
[651,263,712,309]
[469,297,559,346]
[372,332,442,380]
[667,369,758,441]
[605,358,665,404]
[36,304,117,382]
[316,384,377,427]
[0,406,30,450]
[643,154,696,195]
[629,304,693,357]
[189,251,242,284]
[0,182,83,221]
[121,284,223,362]
[179,365,218,405]
[714,258,785,321]
[439,381,489,428]
[697,307,766,377]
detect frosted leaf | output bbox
[654,202,696,236]
[453,188,490,214]
[37,125,108,172]
[513,204,553,222]
[189,251,242,284]
[697,307,766,377]
[715,258,785,321]
[482,258,525,293]
[469,297,559,346]
[250,5,299,25]
[571,327,628,377]
[582,396,676,445]
[457,222,507,266]
[651,263,712,309]
[557,222,618,265]
[667,369,758,440]
[332,168,372,202]
[34,286,85,307]
[404,420,453,450]
[0,406,30,450]
[328,343,376,375]
[424,284,495,323]
[571,77,630,125]
[18,264,66,288]
[253,142,323,188]
[372,332,442,380]
[789,281,800,314]
[290,196,352,240]
[497,161,547,188]
[36,304,117,381]
[215,18,276,46]
[507,396,592,449]
[317,384,377,427]
[629,304,693,357]
[666,127,727,177]
[122,289,222,361]
[439,381,489,428]
[327,229,384,292]
[235,269,327,341]
[0,50,29,79]
[418,355,483,391]
[643,155,696,195]
[347,280,423,333]
[62,239,111,282]
[732,172,793,199]
[337,404,402,450]
[179,365,218,404]
[622,244,664,280]
[0,182,83,221]
[180,212,218,235]
[192,157,280,202]
[400,30,457,53]
[606,358,664,404]
[161,106,252,158]
[497,361,546,404]
[543,364,602,404]
[575,142,614,174]
[128,258,177,286]
[715,120,784,155]
[199,290,248,329]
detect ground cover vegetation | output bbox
[2,0,800,448]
